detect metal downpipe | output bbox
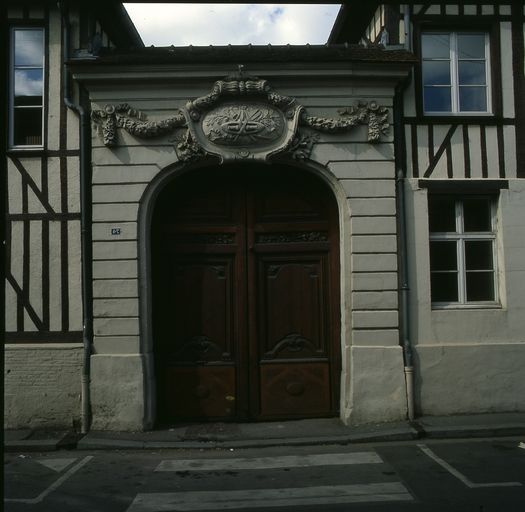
[397,165,414,421]
[60,2,93,434]
[394,72,415,421]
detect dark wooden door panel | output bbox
[167,258,235,362]
[256,256,328,360]
[259,363,331,417]
[163,366,236,420]
[153,165,340,423]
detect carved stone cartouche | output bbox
[91,76,390,163]
[202,104,284,147]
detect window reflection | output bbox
[422,31,489,114]
[11,28,44,147]
[14,69,43,102]
[14,30,44,66]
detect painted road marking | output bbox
[126,483,413,511]
[418,444,523,489]
[156,451,382,472]
[5,456,94,504]
[36,458,77,473]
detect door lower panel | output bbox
[259,362,331,417]
[162,366,236,420]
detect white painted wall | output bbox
[4,5,135,430]
[404,179,525,415]
[400,9,525,416]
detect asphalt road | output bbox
[4,437,525,511]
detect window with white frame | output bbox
[9,27,45,147]
[428,195,498,306]
[421,31,491,114]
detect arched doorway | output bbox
[151,164,341,424]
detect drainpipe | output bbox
[403,5,412,51]
[59,2,93,434]
[394,8,415,419]
[396,160,415,422]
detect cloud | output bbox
[14,30,44,66]
[269,7,284,23]
[124,3,341,46]
[15,70,43,96]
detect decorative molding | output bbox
[186,75,301,162]
[256,231,328,243]
[202,105,284,146]
[91,103,186,146]
[267,264,282,278]
[186,77,296,121]
[91,74,390,164]
[263,332,318,359]
[300,101,389,143]
[288,133,320,160]
[173,335,229,362]
[171,233,235,245]
[173,129,205,163]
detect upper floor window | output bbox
[9,28,45,148]
[429,195,498,307]
[422,31,491,114]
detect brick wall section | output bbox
[4,345,83,429]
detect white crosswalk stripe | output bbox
[155,451,382,472]
[126,449,414,511]
[126,483,413,511]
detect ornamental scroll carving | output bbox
[91,74,390,164]
[91,103,186,147]
[300,101,389,143]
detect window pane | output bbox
[458,61,486,85]
[465,241,493,270]
[14,29,44,66]
[429,196,456,232]
[459,86,487,111]
[423,61,451,85]
[463,197,491,231]
[431,272,458,302]
[457,34,485,59]
[13,108,42,146]
[430,241,457,271]
[466,271,494,301]
[424,86,452,112]
[422,33,450,58]
[14,69,43,106]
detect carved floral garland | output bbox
[300,101,389,143]
[91,77,390,162]
[91,103,186,147]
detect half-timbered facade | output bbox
[3,1,525,431]
[3,1,142,429]
[332,1,525,416]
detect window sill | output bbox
[431,303,502,311]
[420,113,498,123]
[7,147,46,157]
[423,111,493,116]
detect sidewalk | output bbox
[5,413,525,452]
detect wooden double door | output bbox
[152,165,340,423]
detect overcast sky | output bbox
[124,3,341,46]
